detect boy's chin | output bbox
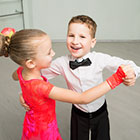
[71,52,84,58]
[71,54,83,59]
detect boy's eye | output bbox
[80,36,85,38]
[68,34,74,37]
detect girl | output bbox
[0,28,128,140]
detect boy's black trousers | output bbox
[70,101,110,140]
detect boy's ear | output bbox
[91,38,96,48]
[25,59,36,69]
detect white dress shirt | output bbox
[41,51,140,113]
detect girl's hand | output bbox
[19,93,30,111]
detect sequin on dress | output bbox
[17,67,62,140]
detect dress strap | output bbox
[17,66,25,83]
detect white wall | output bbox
[0,0,24,30]
[24,0,140,41]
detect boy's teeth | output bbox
[71,46,80,50]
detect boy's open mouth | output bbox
[71,46,82,50]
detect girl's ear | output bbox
[25,59,36,69]
[91,38,96,49]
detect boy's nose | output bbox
[72,37,79,44]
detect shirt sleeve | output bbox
[97,53,140,78]
[41,56,67,79]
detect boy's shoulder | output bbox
[90,51,110,58]
[54,54,72,61]
[51,54,70,66]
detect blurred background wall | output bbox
[0,0,140,41]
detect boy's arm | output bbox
[41,56,65,79]
[101,53,140,78]
[12,70,30,110]
[100,53,140,86]
[12,70,19,81]
[19,93,30,111]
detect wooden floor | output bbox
[0,42,140,140]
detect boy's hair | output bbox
[68,15,97,38]
[0,29,47,65]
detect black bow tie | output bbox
[69,58,92,70]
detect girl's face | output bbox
[34,36,55,69]
[67,23,96,58]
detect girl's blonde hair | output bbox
[0,29,47,65]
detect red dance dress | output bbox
[17,67,62,140]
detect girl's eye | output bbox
[48,51,51,55]
[47,49,51,55]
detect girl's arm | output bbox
[20,64,131,110]
[49,65,128,104]
[49,81,110,104]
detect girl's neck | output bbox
[22,68,43,81]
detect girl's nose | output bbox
[51,50,55,57]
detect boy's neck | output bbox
[71,52,91,62]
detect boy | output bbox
[20,15,140,140]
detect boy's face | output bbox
[67,23,96,58]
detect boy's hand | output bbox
[121,64,136,86]
[19,93,30,111]
[12,70,19,81]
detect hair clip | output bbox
[0,27,15,38]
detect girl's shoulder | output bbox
[30,79,54,98]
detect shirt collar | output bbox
[70,52,91,62]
